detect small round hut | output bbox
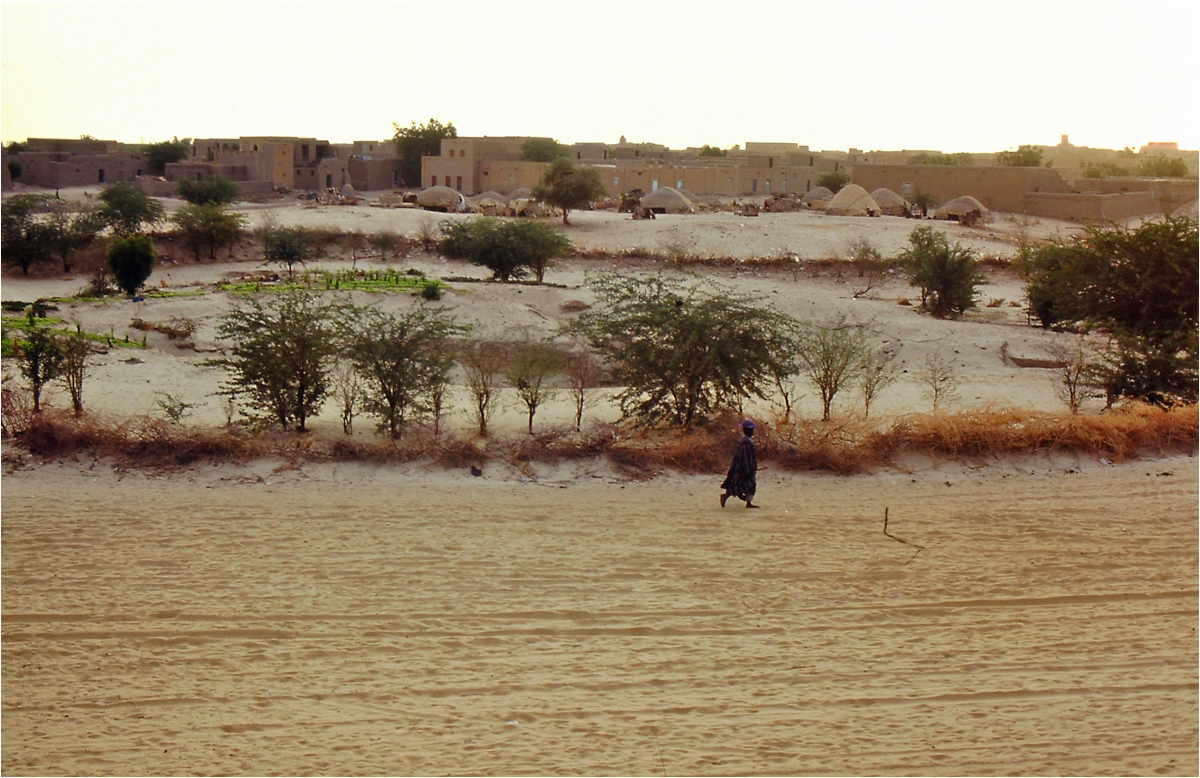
[870,188,910,216]
[824,184,881,217]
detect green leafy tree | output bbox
[698,145,727,157]
[793,315,869,422]
[97,182,166,236]
[898,226,986,318]
[573,273,800,428]
[171,204,247,261]
[439,217,571,282]
[816,170,850,193]
[13,314,64,412]
[348,305,466,438]
[262,226,311,279]
[997,144,1044,167]
[46,204,105,272]
[1020,216,1198,405]
[393,118,457,186]
[1135,154,1189,178]
[142,137,191,175]
[533,159,607,225]
[1,194,55,274]
[910,191,938,217]
[521,138,568,162]
[106,234,157,296]
[176,175,240,205]
[213,292,348,431]
[507,341,561,434]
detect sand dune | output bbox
[3,458,1196,776]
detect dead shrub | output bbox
[871,404,1198,461]
[130,317,197,340]
[1,381,36,437]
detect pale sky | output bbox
[2,1,1197,153]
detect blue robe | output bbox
[720,434,757,501]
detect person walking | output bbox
[720,419,759,508]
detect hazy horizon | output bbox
[2,1,1197,153]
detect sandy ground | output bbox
[2,456,1197,776]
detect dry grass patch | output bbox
[5,405,1195,475]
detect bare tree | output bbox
[794,315,868,421]
[331,358,363,434]
[507,341,561,434]
[459,340,507,437]
[859,342,899,418]
[59,326,96,416]
[562,347,601,432]
[1046,333,1098,414]
[920,347,960,413]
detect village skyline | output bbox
[2,2,1197,152]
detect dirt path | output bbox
[3,459,1196,775]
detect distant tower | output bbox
[619,135,627,144]
[1060,134,1070,146]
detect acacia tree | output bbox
[793,315,869,422]
[563,346,602,432]
[533,159,607,225]
[176,175,240,206]
[506,341,561,434]
[348,305,465,438]
[858,342,899,419]
[459,340,507,437]
[142,137,191,175]
[97,183,165,236]
[1020,216,1198,405]
[898,226,986,318]
[212,292,348,431]
[262,226,311,279]
[13,316,64,412]
[1,194,55,274]
[47,204,104,272]
[439,217,570,282]
[59,326,97,416]
[573,273,800,428]
[920,347,960,413]
[172,204,247,261]
[393,118,456,186]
